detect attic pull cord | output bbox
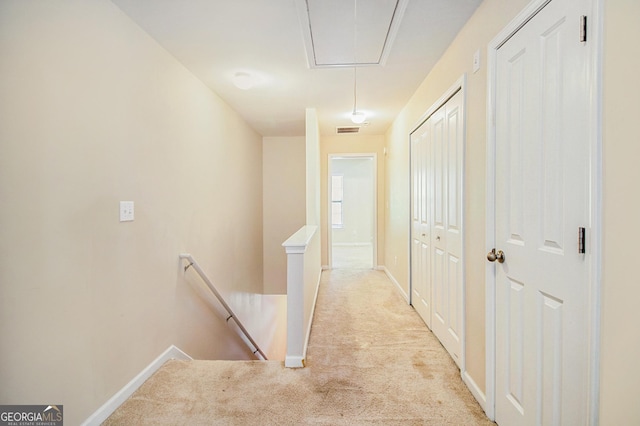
[352,0,359,115]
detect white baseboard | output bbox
[462,370,487,413]
[285,355,305,368]
[82,345,192,425]
[381,266,409,303]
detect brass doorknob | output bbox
[487,248,505,263]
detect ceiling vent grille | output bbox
[336,126,360,134]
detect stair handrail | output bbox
[179,253,268,360]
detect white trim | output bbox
[295,0,409,69]
[285,355,305,368]
[586,0,603,424]
[82,345,192,425]
[282,225,318,254]
[459,77,468,378]
[332,242,373,247]
[485,19,499,421]
[462,370,487,413]
[284,251,306,369]
[283,226,320,368]
[409,75,466,134]
[381,266,409,303]
[485,0,602,422]
[327,153,378,270]
[327,153,332,269]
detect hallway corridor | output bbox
[104,270,492,425]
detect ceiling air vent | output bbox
[336,126,360,134]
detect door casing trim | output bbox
[327,153,378,270]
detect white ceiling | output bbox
[110,0,482,137]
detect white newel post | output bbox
[282,225,319,368]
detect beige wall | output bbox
[263,137,306,294]
[305,109,321,226]
[600,0,640,423]
[320,134,386,268]
[384,0,530,393]
[0,1,264,424]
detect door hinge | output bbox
[578,227,586,254]
[580,15,587,43]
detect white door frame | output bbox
[327,153,378,270]
[408,74,467,374]
[485,0,603,421]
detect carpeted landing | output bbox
[103,269,494,425]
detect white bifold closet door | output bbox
[410,90,464,367]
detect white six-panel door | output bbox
[411,89,464,367]
[493,0,590,424]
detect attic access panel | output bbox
[298,0,408,68]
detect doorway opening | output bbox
[328,154,376,269]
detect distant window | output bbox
[331,175,344,228]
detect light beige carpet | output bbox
[104,269,494,425]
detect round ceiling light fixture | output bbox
[351,111,366,124]
[232,72,255,90]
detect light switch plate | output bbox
[473,49,481,74]
[120,201,134,222]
